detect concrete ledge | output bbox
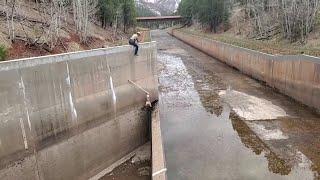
[151,108,167,180]
[169,29,320,112]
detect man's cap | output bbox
[137,32,141,35]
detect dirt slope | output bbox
[0,1,134,60]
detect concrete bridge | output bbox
[136,16,184,29]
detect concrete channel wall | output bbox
[0,42,158,180]
[170,29,320,112]
[151,108,166,180]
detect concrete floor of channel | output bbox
[154,30,320,180]
[100,143,151,180]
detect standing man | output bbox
[129,32,141,56]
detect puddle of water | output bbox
[158,53,201,110]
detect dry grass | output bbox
[179,28,320,57]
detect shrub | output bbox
[0,45,8,61]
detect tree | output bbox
[5,0,17,42]
[177,0,193,24]
[198,0,229,32]
[3,0,137,49]
[278,0,319,42]
[98,0,119,28]
[121,0,136,33]
[178,0,230,32]
[178,0,201,24]
[46,0,68,49]
[97,0,136,33]
[238,0,320,42]
[72,0,99,43]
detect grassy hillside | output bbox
[179,27,320,57]
[178,6,320,57]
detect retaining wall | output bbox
[0,42,158,179]
[152,107,166,180]
[170,29,320,112]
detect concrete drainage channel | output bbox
[169,29,320,112]
[0,42,166,180]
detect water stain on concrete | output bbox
[154,30,320,179]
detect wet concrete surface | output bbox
[100,160,150,180]
[100,143,151,180]
[153,30,320,179]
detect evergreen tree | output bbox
[97,0,136,33]
[98,0,119,28]
[178,0,230,32]
[198,0,229,32]
[177,0,193,24]
[121,0,136,33]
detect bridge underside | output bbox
[136,16,184,29]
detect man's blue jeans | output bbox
[129,39,139,55]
